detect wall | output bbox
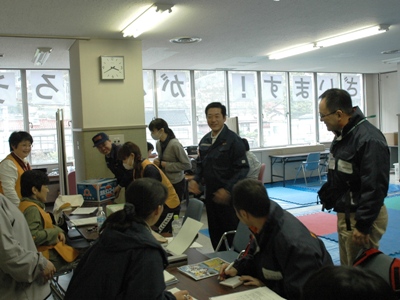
[69,39,146,183]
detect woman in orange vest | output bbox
[0,131,33,206]
[19,170,79,271]
[118,142,180,234]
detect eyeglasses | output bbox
[20,144,33,149]
[319,111,337,119]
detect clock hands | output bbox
[104,66,121,73]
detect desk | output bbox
[168,249,251,299]
[269,149,329,187]
[64,209,99,241]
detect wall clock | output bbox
[100,56,125,80]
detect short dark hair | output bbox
[148,118,175,138]
[205,102,227,117]
[147,142,154,152]
[103,178,168,232]
[117,142,143,179]
[9,131,33,152]
[232,178,271,217]
[302,265,397,300]
[21,170,49,197]
[319,88,353,115]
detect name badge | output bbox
[337,159,353,174]
[262,268,283,280]
[328,153,335,170]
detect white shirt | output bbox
[0,158,21,206]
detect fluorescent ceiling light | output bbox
[316,25,389,48]
[32,47,52,65]
[122,3,174,38]
[268,43,319,60]
[268,24,389,60]
[382,57,400,64]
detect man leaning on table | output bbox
[317,88,389,266]
[220,179,333,300]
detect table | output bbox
[64,209,99,241]
[269,149,329,187]
[168,249,252,299]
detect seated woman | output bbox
[65,178,192,300]
[118,142,180,235]
[19,170,79,271]
[0,131,33,206]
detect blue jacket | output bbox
[194,124,249,196]
[328,106,390,234]
[233,201,333,300]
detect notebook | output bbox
[219,276,243,289]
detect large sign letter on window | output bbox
[30,71,66,104]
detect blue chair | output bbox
[183,198,204,224]
[205,221,251,263]
[294,152,322,185]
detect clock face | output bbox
[100,56,125,80]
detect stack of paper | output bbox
[163,270,179,286]
[209,286,286,299]
[70,217,97,226]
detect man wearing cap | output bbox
[92,132,133,199]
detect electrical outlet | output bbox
[109,134,124,145]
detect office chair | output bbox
[258,163,266,183]
[205,221,251,263]
[294,152,322,185]
[183,198,204,224]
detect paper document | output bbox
[167,288,198,300]
[71,207,97,215]
[209,286,286,299]
[70,217,97,226]
[163,270,179,285]
[219,276,243,289]
[166,217,203,255]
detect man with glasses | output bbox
[318,88,390,266]
[92,132,132,200]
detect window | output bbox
[228,71,259,147]
[261,72,289,147]
[289,72,316,144]
[0,69,73,166]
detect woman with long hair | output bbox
[148,118,191,202]
[65,178,192,300]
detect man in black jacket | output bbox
[92,132,133,199]
[189,102,249,249]
[318,88,390,266]
[220,179,333,300]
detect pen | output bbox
[225,261,235,272]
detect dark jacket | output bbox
[194,124,249,195]
[328,106,390,234]
[64,222,175,300]
[105,143,133,188]
[233,201,333,300]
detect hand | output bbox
[213,188,231,205]
[42,259,56,282]
[114,185,121,198]
[240,275,263,287]
[352,228,370,246]
[57,232,66,244]
[153,158,161,167]
[218,262,237,280]
[173,290,193,300]
[188,180,201,195]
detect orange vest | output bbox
[140,160,180,209]
[19,201,79,263]
[0,154,25,200]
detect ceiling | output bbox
[1,0,400,73]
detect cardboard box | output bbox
[384,132,398,146]
[77,178,117,202]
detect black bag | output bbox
[317,181,336,210]
[354,248,400,296]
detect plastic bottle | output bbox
[96,206,106,232]
[171,215,182,238]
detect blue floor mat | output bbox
[322,208,400,256]
[266,187,319,206]
[319,237,340,265]
[199,228,210,238]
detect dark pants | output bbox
[172,178,186,202]
[204,193,239,250]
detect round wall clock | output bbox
[100,56,125,80]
